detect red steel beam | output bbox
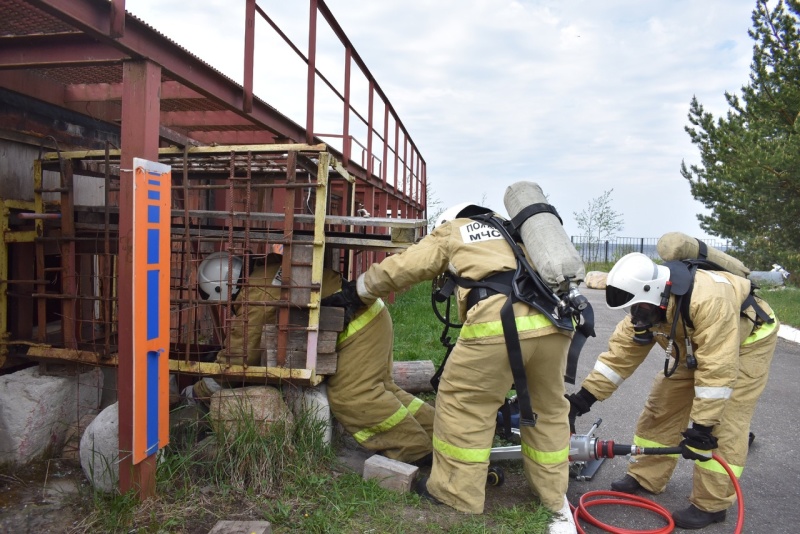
[342,47,352,168]
[243,0,255,113]
[118,59,161,499]
[0,33,127,68]
[28,0,308,142]
[160,111,254,128]
[315,0,425,166]
[187,130,276,145]
[64,81,206,102]
[109,0,125,38]
[306,0,318,145]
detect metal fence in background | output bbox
[570,236,734,264]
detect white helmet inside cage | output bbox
[434,203,493,229]
[198,251,244,301]
[605,252,671,310]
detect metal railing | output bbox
[570,236,734,264]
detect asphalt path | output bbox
[565,288,800,534]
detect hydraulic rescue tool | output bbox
[488,419,745,534]
[488,418,681,483]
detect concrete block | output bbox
[207,520,272,534]
[0,365,103,465]
[209,386,293,438]
[363,454,419,492]
[284,384,332,445]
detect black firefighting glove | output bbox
[565,387,597,434]
[320,279,365,327]
[679,423,718,462]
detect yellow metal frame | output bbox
[0,197,40,366]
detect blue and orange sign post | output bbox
[130,158,171,464]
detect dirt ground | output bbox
[0,441,545,534]
[0,459,89,534]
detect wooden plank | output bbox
[288,244,313,305]
[262,349,337,375]
[262,327,338,354]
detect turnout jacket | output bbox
[356,217,572,344]
[582,269,778,427]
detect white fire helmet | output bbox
[605,252,671,310]
[197,251,244,301]
[434,202,493,229]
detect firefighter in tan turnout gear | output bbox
[323,286,435,464]
[193,251,434,464]
[567,251,779,530]
[325,203,576,529]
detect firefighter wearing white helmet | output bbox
[197,251,244,301]
[192,251,341,397]
[325,202,577,530]
[567,251,779,529]
[190,251,435,465]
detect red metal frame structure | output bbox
[0,0,427,499]
[0,0,426,226]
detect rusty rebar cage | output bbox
[1,143,385,386]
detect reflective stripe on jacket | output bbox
[358,218,569,344]
[582,269,778,427]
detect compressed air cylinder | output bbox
[504,181,585,293]
[656,232,750,278]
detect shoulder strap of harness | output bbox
[509,202,563,232]
[448,214,593,426]
[666,259,774,331]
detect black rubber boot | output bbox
[414,476,442,505]
[410,452,433,467]
[672,504,727,529]
[610,474,646,494]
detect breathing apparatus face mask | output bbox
[629,302,665,345]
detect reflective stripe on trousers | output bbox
[337,299,385,344]
[353,404,410,444]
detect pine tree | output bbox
[681,0,800,276]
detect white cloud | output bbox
[127,0,759,240]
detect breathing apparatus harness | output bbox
[638,241,774,378]
[430,210,596,432]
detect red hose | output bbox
[571,453,743,534]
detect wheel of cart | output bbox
[487,465,505,487]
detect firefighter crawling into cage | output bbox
[567,244,779,530]
[320,199,583,534]
[185,250,434,465]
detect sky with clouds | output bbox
[127,0,762,240]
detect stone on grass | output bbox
[0,365,103,465]
[209,386,294,438]
[79,401,119,493]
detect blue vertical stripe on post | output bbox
[146,349,159,455]
[146,171,161,455]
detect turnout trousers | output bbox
[427,332,571,513]
[627,325,779,512]
[327,303,434,463]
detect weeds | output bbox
[759,285,800,328]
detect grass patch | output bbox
[69,284,564,533]
[759,285,800,328]
[389,282,454,367]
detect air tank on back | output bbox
[656,232,750,278]
[503,181,585,295]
